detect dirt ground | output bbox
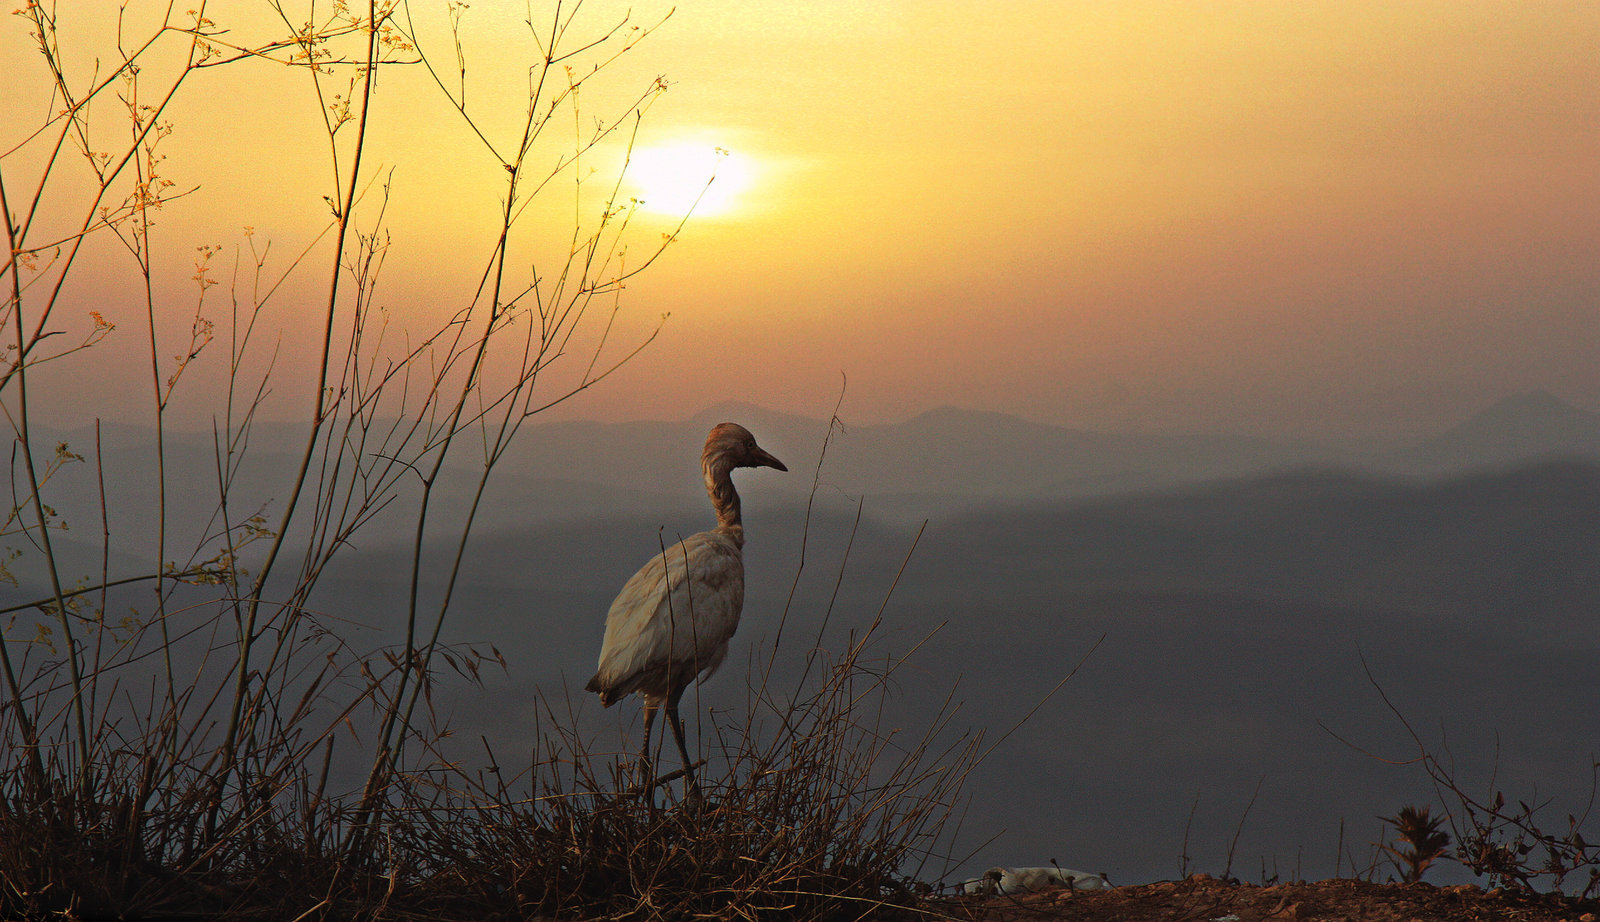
[940,874,1600,922]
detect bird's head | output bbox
[704,422,787,472]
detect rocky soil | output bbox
[941,874,1600,922]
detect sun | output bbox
[624,143,752,219]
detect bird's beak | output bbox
[753,447,787,472]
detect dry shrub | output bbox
[0,461,988,922]
[1346,656,1600,897]
[0,1,709,917]
[1,606,982,921]
[0,607,397,920]
[396,614,981,922]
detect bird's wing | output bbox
[592,530,745,696]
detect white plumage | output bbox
[591,531,743,695]
[585,422,786,791]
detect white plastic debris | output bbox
[962,866,1112,895]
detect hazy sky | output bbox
[4,1,1596,438]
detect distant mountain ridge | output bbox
[30,391,1600,541]
[490,391,1600,517]
[1404,389,1600,471]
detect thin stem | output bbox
[219,0,383,811]
[3,173,90,788]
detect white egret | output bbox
[585,422,787,793]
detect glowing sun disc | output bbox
[626,144,751,219]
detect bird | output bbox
[585,422,787,793]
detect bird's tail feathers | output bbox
[585,673,626,707]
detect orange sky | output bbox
[4,1,1597,438]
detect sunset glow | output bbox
[0,1,1594,436]
[625,144,752,219]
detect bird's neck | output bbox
[703,454,745,548]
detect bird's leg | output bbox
[665,687,700,802]
[638,703,659,794]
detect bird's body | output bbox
[585,422,786,791]
[588,529,744,707]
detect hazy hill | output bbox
[1402,389,1600,472]
[33,391,1600,542]
[282,458,1600,887]
[490,391,1599,509]
[491,401,1350,513]
[929,460,1600,630]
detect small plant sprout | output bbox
[1379,804,1451,883]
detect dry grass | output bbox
[397,610,979,921]
[0,606,980,921]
